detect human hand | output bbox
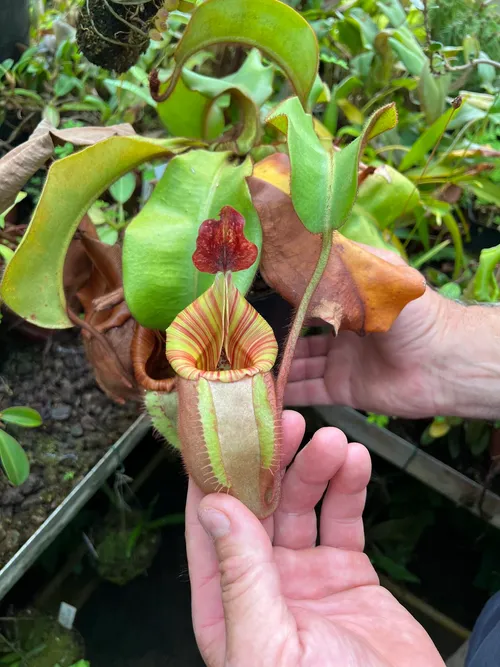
[186,410,444,667]
[286,247,500,420]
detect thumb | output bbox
[198,493,293,664]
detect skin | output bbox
[287,256,500,421]
[186,411,445,667]
[186,257,500,666]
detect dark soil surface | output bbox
[0,327,139,568]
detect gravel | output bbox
[0,329,140,567]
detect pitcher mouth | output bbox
[166,272,277,383]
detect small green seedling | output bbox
[0,407,42,486]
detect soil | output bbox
[76,0,163,73]
[0,327,139,568]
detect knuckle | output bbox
[219,552,265,604]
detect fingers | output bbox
[274,546,378,599]
[186,409,305,637]
[197,493,295,664]
[320,442,372,551]
[285,335,331,406]
[273,428,348,549]
[185,479,226,663]
[293,335,330,360]
[288,354,327,383]
[284,378,331,406]
[280,410,306,468]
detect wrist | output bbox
[429,294,500,419]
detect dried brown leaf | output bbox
[248,176,426,334]
[0,121,135,213]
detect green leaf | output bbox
[0,244,14,265]
[0,136,199,329]
[43,105,60,127]
[335,17,365,56]
[417,61,450,125]
[0,191,27,227]
[341,164,419,252]
[465,179,500,207]
[183,48,274,107]
[438,282,461,299]
[470,244,500,302]
[0,406,42,428]
[349,9,380,47]
[165,0,318,107]
[341,213,394,251]
[266,97,397,233]
[377,0,407,27]
[411,239,450,270]
[54,74,79,98]
[323,75,363,135]
[109,172,136,204]
[399,101,463,171]
[158,76,225,140]
[104,78,157,107]
[355,165,419,230]
[388,36,427,76]
[97,225,119,245]
[478,51,496,92]
[179,51,269,152]
[371,550,420,583]
[0,430,30,486]
[123,150,261,329]
[465,420,491,457]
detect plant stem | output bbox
[445,57,500,72]
[276,230,333,409]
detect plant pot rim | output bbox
[313,406,500,531]
[0,414,150,600]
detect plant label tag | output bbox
[58,601,77,630]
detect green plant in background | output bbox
[0,0,498,515]
[87,172,137,245]
[0,612,84,667]
[93,485,184,586]
[0,0,427,519]
[0,406,42,486]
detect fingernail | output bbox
[198,507,231,539]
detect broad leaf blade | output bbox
[0,136,198,329]
[0,406,42,428]
[0,430,30,486]
[168,0,318,106]
[123,150,261,330]
[266,98,397,233]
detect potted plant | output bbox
[0,0,428,520]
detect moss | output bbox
[94,512,160,585]
[76,0,164,72]
[0,613,84,667]
[430,0,500,62]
